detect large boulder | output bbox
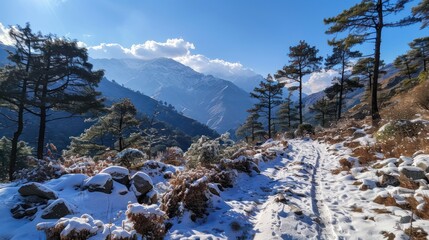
[100,166,130,186]
[41,198,73,219]
[399,166,427,180]
[83,173,113,194]
[130,172,153,198]
[18,182,58,200]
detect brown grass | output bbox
[126,210,166,239]
[350,206,363,213]
[381,231,395,240]
[353,146,376,165]
[398,174,420,190]
[404,227,428,240]
[372,208,392,214]
[331,158,353,175]
[407,196,429,220]
[373,195,398,207]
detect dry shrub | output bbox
[375,120,429,158]
[372,208,392,214]
[126,204,166,239]
[14,157,67,182]
[36,215,97,240]
[373,195,398,207]
[350,206,363,213]
[344,141,361,149]
[406,196,429,220]
[219,157,260,174]
[331,158,353,175]
[63,156,111,176]
[404,227,428,240]
[381,231,395,240]
[398,174,420,190]
[159,147,185,166]
[161,167,215,220]
[352,146,376,165]
[415,80,429,111]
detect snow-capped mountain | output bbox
[91,58,255,133]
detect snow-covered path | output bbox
[251,139,329,240]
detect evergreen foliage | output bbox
[325,38,362,119]
[250,74,283,138]
[309,97,336,127]
[0,137,32,181]
[409,37,429,72]
[413,0,429,29]
[325,0,419,122]
[275,40,323,124]
[67,99,140,157]
[236,107,265,143]
[393,53,419,80]
[276,87,298,131]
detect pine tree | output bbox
[393,53,419,79]
[236,108,264,143]
[67,99,140,157]
[276,87,298,131]
[250,74,283,138]
[0,137,32,180]
[413,0,429,29]
[275,40,323,124]
[309,97,336,127]
[325,0,418,122]
[0,24,43,180]
[409,37,429,72]
[325,38,362,120]
[31,37,104,159]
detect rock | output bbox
[379,174,400,187]
[139,190,158,205]
[352,131,366,139]
[18,182,58,200]
[289,205,303,215]
[41,199,73,219]
[11,204,37,219]
[399,215,414,224]
[83,173,113,194]
[130,172,153,197]
[275,193,287,203]
[413,154,429,173]
[399,166,427,180]
[23,195,48,204]
[100,166,130,186]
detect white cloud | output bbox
[87,38,257,80]
[0,23,14,46]
[302,69,338,94]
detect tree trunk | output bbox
[37,104,47,160]
[405,61,412,80]
[9,104,24,180]
[299,75,303,124]
[338,58,345,120]
[371,0,382,122]
[268,96,272,139]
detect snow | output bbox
[100,166,129,176]
[1,138,429,239]
[126,203,165,217]
[83,173,112,188]
[116,148,144,159]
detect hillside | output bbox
[91,58,255,133]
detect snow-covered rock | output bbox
[41,198,74,219]
[399,166,427,180]
[18,182,58,200]
[379,173,400,187]
[413,154,429,173]
[83,173,113,194]
[100,166,130,186]
[130,172,155,203]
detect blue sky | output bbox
[0,0,426,92]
